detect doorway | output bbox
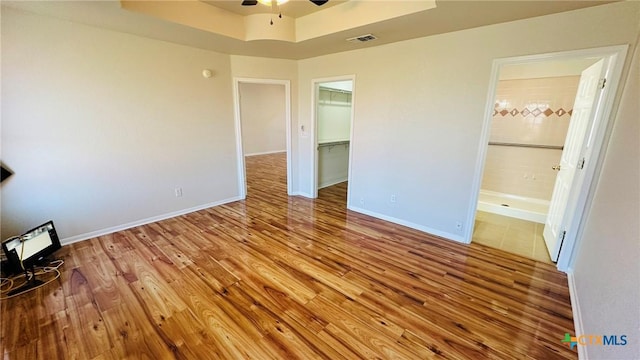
[473,59,594,263]
[233,78,292,198]
[468,45,628,271]
[311,76,355,204]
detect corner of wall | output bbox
[567,271,588,359]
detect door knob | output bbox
[552,165,561,171]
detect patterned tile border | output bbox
[493,103,573,117]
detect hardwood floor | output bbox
[1,153,576,359]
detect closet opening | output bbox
[311,77,355,205]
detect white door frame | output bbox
[233,78,293,198]
[310,75,356,204]
[465,45,628,272]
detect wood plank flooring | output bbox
[1,153,576,359]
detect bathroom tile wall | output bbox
[482,76,580,200]
[482,146,563,200]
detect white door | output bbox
[543,59,606,261]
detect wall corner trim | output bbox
[59,196,242,246]
[567,271,588,359]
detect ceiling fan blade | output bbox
[309,0,329,5]
[241,0,258,6]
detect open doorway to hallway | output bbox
[233,78,292,199]
[238,82,286,197]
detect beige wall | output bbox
[571,34,639,360]
[1,7,239,241]
[238,83,286,156]
[482,76,580,200]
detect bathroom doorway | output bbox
[474,59,591,263]
[469,46,628,270]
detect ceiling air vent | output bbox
[346,34,377,43]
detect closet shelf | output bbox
[319,87,351,94]
[318,140,350,149]
[318,100,351,106]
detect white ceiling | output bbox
[3,0,618,60]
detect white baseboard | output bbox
[296,192,315,199]
[567,272,587,359]
[319,178,347,189]
[245,150,286,157]
[60,196,242,246]
[347,205,465,243]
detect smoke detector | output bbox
[346,34,377,43]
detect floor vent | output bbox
[346,34,377,43]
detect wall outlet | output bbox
[455,221,463,232]
[390,194,396,203]
[175,187,183,197]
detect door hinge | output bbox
[598,78,606,89]
[578,157,586,169]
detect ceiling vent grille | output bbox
[346,34,377,43]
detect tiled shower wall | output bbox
[481,76,580,200]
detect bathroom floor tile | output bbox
[533,234,553,263]
[474,234,503,249]
[480,212,514,226]
[507,218,537,232]
[473,211,553,265]
[507,247,534,260]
